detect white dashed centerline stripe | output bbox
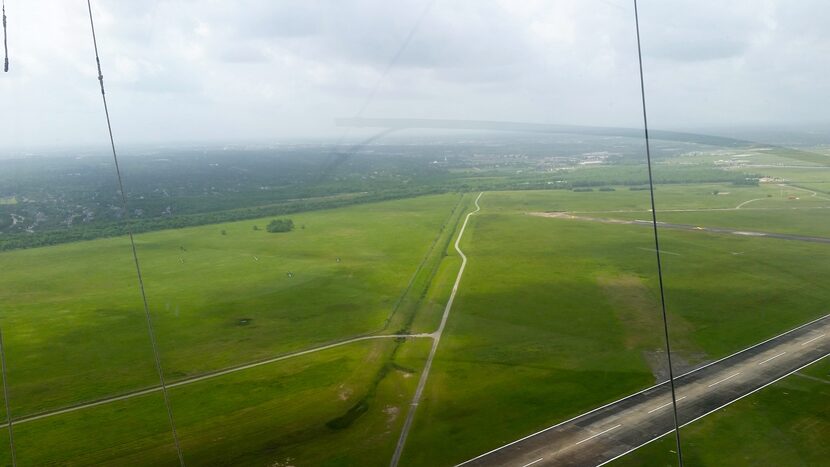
[647,396,686,414]
[707,372,741,388]
[520,458,544,467]
[801,334,825,346]
[456,315,830,467]
[574,424,622,446]
[759,352,786,365]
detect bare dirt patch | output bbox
[528,211,638,225]
[383,405,400,428]
[337,385,354,401]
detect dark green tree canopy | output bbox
[267,218,294,233]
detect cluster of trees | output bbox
[267,219,294,233]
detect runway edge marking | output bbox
[457,313,829,466]
[596,352,830,467]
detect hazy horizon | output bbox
[2,0,829,149]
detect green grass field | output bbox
[0,192,470,465]
[0,338,433,466]
[399,188,830,466]
[0,182,828,466]
[0,194,459,416]
[590,184,830,237]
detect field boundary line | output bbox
[1,195,469,428]
[735,198,766,209]
[405,194,473,334]
[0,333,432,428]
[457,312,830,465]
[391,191,483,467]
[383,193,466,331]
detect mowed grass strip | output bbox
[0,194,458,416]
[385,193,469,334]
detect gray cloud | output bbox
[0,0,828,150]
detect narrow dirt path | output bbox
[2,333,433,428]
[390,192,483,467]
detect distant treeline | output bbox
[0,163,762,251]
[0,188,444,251]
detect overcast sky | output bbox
[1,0,828,149]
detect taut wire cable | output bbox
[1,0,17,463]
[85,1,185,464]
[3,0,9,72]
[0,304,16,467]
[633,1,684,465]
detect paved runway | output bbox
[459,315,830,467]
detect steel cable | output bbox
[633,1,684,465]
[85,1,185,464]
[3,0,8,72]
[1,0,17,463]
